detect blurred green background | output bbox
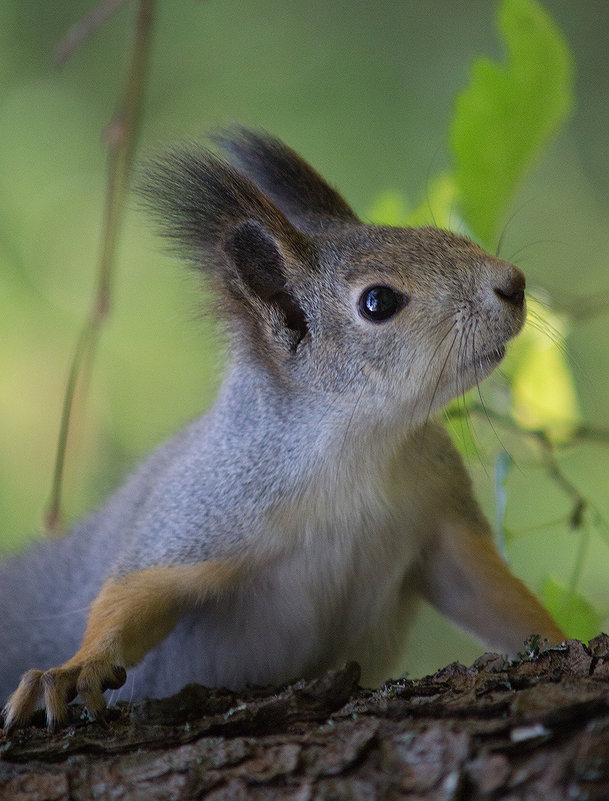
[1,0,608,677]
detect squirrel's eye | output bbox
[358,285,406,323]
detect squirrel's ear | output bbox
[223,219,309,349]
[139,148,313,357]
[215,127,359,234]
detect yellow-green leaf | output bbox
[502,297,579,436]
[406,173,460,230]
[366,189,410,226]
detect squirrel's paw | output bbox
[3,660,126,731]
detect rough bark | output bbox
[2,636,609,800]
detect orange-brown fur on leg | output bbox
[3,558,244,730]
[419,522,565,653]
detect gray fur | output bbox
[1,129,556,710]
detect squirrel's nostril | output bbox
[494,269,526,307]
[495,286,525,306]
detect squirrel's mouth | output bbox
[468,344,506,374]
[483,345,506,364]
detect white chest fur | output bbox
[169,439,427,691]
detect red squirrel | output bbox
[1,128,564,730]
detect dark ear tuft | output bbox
[138,148,299,255]
[138,147,313,357]
[215,127,359,233]
[138,146,313,277]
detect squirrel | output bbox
[1,127,564,730]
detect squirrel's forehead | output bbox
[339,259,402,283]
[325,242,481,286]
[318,225,481,269]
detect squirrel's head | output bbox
[140,128,525,429]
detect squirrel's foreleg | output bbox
[418,522,565,654]
[3,558,244,730]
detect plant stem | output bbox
[46,0,156,534]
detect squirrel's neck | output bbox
[211,358,411,502]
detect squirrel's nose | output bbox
[494,266,526,308]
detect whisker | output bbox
[526,313,566,343]
[526,317,570,358]
[495,195,542,257]
[424,311,458,335]
[526,306,564,334]
[448,194,459,234]
[470,325,513,467]
[422,327,459,428]
[456,318,486,471]
[409,319,458,428]
[525,309,583,377]
[525,288,553,309]
[505,239,567,264]
[423,143,444,228]
[413,327,460,491]
[527,303,589,384]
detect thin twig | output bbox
[533,429,586,529]
[453,402,609,447]
[46,0,156,534]
[53,0,132,66]
[450,401,609,547]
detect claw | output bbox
[3,669,44,732]
[78,661,127,719]
[41,666,79,729]
[2,660,127,731]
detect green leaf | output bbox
[450,0,573,245]
[541,575,602,642]
[502,297,579,437]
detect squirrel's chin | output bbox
[479,344,506,368]
[455,344,506,391]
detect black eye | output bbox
[358,285,406,323]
